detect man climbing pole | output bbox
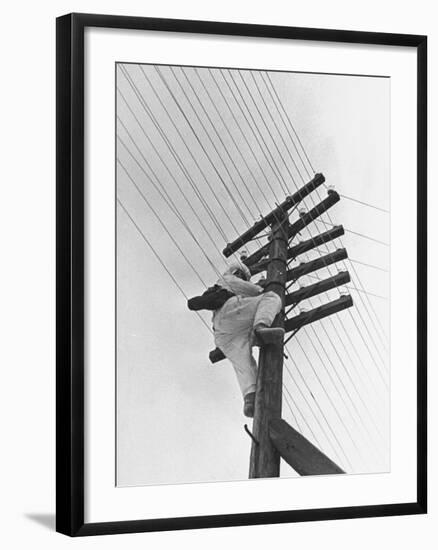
[188,261,284,418]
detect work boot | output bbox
[253,326,285,346]
[243,392,255,418]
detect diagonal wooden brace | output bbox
[269,418,345,475]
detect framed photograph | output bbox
[56,12,427,536]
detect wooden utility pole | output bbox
[201,174,353,477]
[249,214,288,478]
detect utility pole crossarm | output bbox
[222,173,325,258]
[249,225,345,276]
[244,190,341,267]
[284,295,353,333]
[287,225,345,261]
[288,190,340,240]
[269,419,345,475]
[285,271,350,306]
[286,248,348,282]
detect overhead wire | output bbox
[294,333,369,469]
[314,219,390,247]
[337,193,390,213]
[349,257,389,273]
[177,66,264,219]
[209,69,283,205]
[120,64,262,273]
[264,71,316,176]
[237,70,301,188]
[223,70,287,199]
[284,269,387,441]
[118,159,208,287]
[309,320,386,435]
[263,71,389,215]
[154,65,254,229]
[117,197,212,335]
[170,66,295,265]
[304,273,388,301]
[170,66,269,255]
[283,358,347,468]
[191,67,274,212]
[249,71,306,185]
[117,122,227,276]
[285,345,353,470]
[119,65,233,242]
[305,324,386,450]
[282,389,302,433]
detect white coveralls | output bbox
[212,270,282,397]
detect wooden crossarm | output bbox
[285,271,350,306]
[287,225,345,260]
[223,173,325,258]
[249,226,344,276]
[244,191,340,267]
[284,295,353,333]
[286,248,348,282]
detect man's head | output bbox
[233,268,249,280]
[227,261,251,281]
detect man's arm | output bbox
[219,274,263,297]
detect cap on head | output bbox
[228,261,251,281]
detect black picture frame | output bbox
[56,12,427,537]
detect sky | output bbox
[115,62,390,487]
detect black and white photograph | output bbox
[116,63,390,486]
[0,1,432,546]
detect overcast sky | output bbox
[116,63,390,487]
